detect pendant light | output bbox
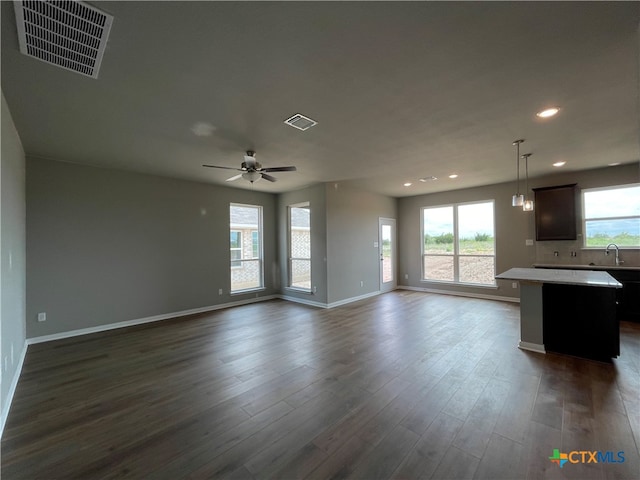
[512,139,525,206]
[522,153,534,211]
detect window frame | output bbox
[421,200,496,287]
[229,203,264,294]
[581,183,640,249]
[288,202,312,293]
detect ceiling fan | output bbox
[203,151,297,183]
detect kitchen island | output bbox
[496,268,622,361]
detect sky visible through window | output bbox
[424,202,494,238]
[584,185,640,238]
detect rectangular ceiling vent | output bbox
[13,0,113,79]
[284,113,318,131]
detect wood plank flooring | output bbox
[2,291,639,479]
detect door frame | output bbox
[379,217,397,293]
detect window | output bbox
[422,201,495,286]
[288,203,311,291]
[582,184,640,248]
[229,204,263,292]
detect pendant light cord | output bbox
[516,142,520,195]
[524,154,528,197]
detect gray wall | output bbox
[26,158,278,337]
[1,92,27,424]
[278,184,328,304]
[398,163,639,300]
[326,183,397,304]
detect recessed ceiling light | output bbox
[552,161,566,167]
[448,174,458,179]
[419,176,438,182]
[608,162,621,166]
[404,182,412,187]
[536,107,560,118]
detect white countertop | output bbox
[533,263,640,272]
[496,268,622,288]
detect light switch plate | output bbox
[525,239,534,246]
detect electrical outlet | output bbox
[404,273,409,280]
[512,282,518,289]
[37,312,46,322]
[360,281,364,287]
[218,288,223,295]
[313,286,317,294]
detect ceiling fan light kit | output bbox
[242,171,262,183]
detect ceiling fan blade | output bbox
[261,166,297,173]
[202,164,241,171]
[261,173,277,182]
[225,174,242,182]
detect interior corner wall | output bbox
[26,158,278,338]
[326,184,397,305]
[1,92,27,430]
[277,184,328,305]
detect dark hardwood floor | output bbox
[2,291,639,479]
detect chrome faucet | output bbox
[605,243,623,266]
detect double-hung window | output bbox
[582,184,640,248]
[229,204,263,293]
[288,202,311,291]
[422,200,495,286]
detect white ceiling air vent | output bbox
[13,0,113,79]
[284,113,318,131]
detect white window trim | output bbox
[288,201,312,292]
[230,203,264,293]
[581,183,640,250]
[420,200,496,286]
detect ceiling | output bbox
[2,1,639,197]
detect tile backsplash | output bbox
[535,239,640,267]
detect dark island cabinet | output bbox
[607,269,640,322]
[542,283,619,361]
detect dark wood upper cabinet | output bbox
[533,184,577,241]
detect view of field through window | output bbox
[583,184,640,247]
[422,202,495,285]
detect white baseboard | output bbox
[278,294,328,308]
[397,285,520,303]
[1,340,28,438]
[280,290,384,309]
[518,341,546,354]
[327,290,382,308]
[27,295,278,345]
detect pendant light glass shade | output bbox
[523,199,534,211]
[512,139,524,207]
